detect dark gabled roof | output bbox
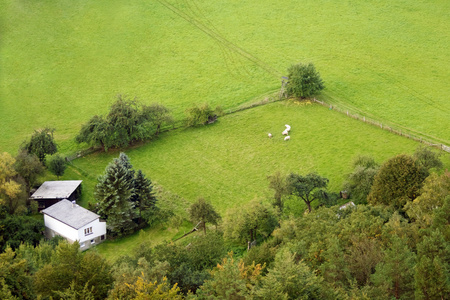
[30,180,82,199]
[41,199,99,229]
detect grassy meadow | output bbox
[67,101,425,214]
[1,0,449,155]
[1,0,449,258]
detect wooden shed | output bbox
[30,180,82,211]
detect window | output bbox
[84,227,93,236]
[91,239,95,244]
[80,242,86,248]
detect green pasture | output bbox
[92,221,194,262]
[68,102,425,214]
[1,0,449,155]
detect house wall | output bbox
[43,215,78,242]
[43,215,107,251]
[78,219,106,243]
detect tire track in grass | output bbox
[180,0,245,79]
[181,0,252,79]
[157,0,282,79]
[165,0,264,79]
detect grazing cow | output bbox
[282,130,289,135]
[285,124,291,132]
[284,136,290,141]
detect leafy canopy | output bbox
[188,198,221,235]
[286,63,324,99]
[22,127,58,163]
[76,96,173,151]
[48,154,67,179]
[286,172,329,212]
[368,154,427,210]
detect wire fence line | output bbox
[312,98,450,153]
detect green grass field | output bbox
[67,101,429,214]
[2,1,449,259]
[1,0,449,155]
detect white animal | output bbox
[268,133,272,138]
[285,124,291,132]
[284,136,290,141]
[282,130,289,135]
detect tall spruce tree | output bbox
[371,235,416,299]
[95,155,136,236]
[134,169,157,225]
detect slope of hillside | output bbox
[1,0,449,154]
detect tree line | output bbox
[76,95,224,151]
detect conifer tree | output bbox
[253,249,325,299]
[95,156,136,236]
[134,169,157,225]
[371,235,416,299]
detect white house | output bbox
[41,199,106,250]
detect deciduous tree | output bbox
[405,172,450,228]
[413,145,443,172]
[368,154,427,210]
[0,153,24,214]
[343,155,379,204]
[188,198,221,235]
[22,128,58,163]
[286,172,329,212]
[48,154,67,179]
[414,230,450,299]
[185,103,215,126]
[223,199,278,245]
[34,241,113,300]
[14,150,44,196]
[267,171,288,211]
[143,103,173,136]
[75,115,111,150]
[76,96,171,151]
[0,246,34,299]
[196,253,264,299]
[286,63,324,99]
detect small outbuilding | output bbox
[30,180,82,211]
[41,199,106,250]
